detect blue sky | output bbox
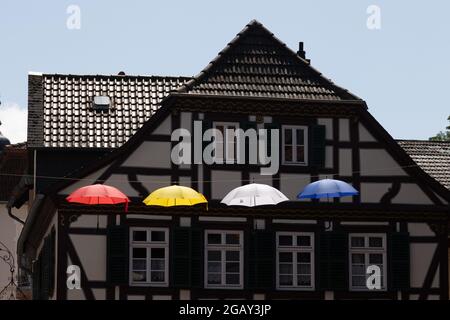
[1,0,449,143]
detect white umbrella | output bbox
[221,183,289,207]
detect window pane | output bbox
[132,271,146,282]
[279,275,293,286]
[150,271,165,282]
[279,252,292,263]
[351,237,365,248]
[296,146,305,163]
[351,264,366,275]
[297,236,310,247]
[297,275,311,286]
[369,237,383,248]
[207,233,221,244]
[132,259,146,270]
[352,276,366,287]
[208,262,221,273]
[133,230,147,242]
[208,250,221,261]
[284,129,292,144]
[225,250,239,262]
[151,231,165,242]
[278,235,293,246]
[151,248,165,259]
[226,262,240,273]
[207,273,221,284]
[369,253,383,265]
[297,252,310,263]
[296,129,304,145]
[226,274,240,285]
[284,146,293,162]
[279,263,293,275]
[132,247,146,259]
[225,233,240,245]
[151,259,165,271]
[297,263,311,275]
[351,253,365,264]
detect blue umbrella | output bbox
[297,179,359,199]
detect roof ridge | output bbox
[41,73,192,80]
[177,19,363,101]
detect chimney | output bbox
[297,42,306,59]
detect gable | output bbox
[178,20,361,101]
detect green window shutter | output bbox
[248,230,275,289]
[318,231,348,290]
[171,227,191,287]
[264,123,280,159]
[40,237,51,300]
[190,229,203,288]
[32,259,41,300]
[107,225,129,285]
[389,232,410,290]
[309,124,326,168]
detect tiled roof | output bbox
[178,20,361,101]
[397,140,450,189]
[29,74,190,148]
[0,142,27,201]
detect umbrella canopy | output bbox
[143,185,207,207]
[66,184,130,211]
[297,179,359,199]
[221,183,289,207]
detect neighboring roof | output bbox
[28,74,191,149]
[397,140,450,190]
[0,142,27,201]
[178,20,361,101]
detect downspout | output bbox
[33,149,37,201]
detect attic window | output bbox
[92,96,112,110]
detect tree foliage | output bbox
[429,116,450,141]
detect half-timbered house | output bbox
[16,20,450,300]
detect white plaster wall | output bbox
[69,234,107,282]
[70,215,108,229]
[339,118,350,142]
[408,223,435,237]
[279,173,310,201]
[138,175,171,194]
[392,184,433,205]
[358,123,377,142]
[179,176,192,188]
[0,204,27,293]
[211,170,241,200]
[180,112,192,131]
[325,146,333,169]
[103,174,140,197]
[60,167,108,195]
[410,243,437,288]
[359,149,407,176]
[249,172,272,186]
[93,288,106,300]
[122,141,172,168]
[152,116,171,135]
[360,183,391,203]
[338,148,352,176]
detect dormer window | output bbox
[92,95,112,110]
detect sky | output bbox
[1,0,449,143]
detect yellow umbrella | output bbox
[142,185,208,207]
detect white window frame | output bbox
[204,230,244,289]
[129,227,169,287]
[281,125,308,165]
[276,232,315,290]
[348,233,387,292]
[212,122,239,164]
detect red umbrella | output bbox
[66,184,130,212]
